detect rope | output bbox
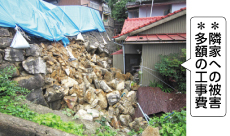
[142,67,177,91]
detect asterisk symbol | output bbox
[198,22,205,30]
[211,22,219,30]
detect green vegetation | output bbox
[95,116,117,136]
[0,66,29,97]
[154,49,186,92]
[127,128,144,136]
[149,80,172,93]
[149,109,186,136]
[108,0,135,22]
[0,67,85,136]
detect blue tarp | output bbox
[0,0,105,46]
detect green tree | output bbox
[108,0,135,22]
[154,49,186,91]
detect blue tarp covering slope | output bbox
[0,0,105,46]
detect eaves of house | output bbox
[113,7,186,41]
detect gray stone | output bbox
[87,109,100,118]
[0,53,2,63]
[25,44,42,56]
[106,91,121,106]
[0,28,10,37]
[26,88,48,107]
[13,74,45,90]
[22,57,46,74]
[48,99,62,110]
[97,61,109,69]
[44,87,64,103]
[4,47,25,61]
[0,37,13,48]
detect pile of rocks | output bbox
[0,27,145,132]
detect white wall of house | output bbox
[139,5,171,18]
[171,3,186,12]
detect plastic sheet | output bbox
[0,0,105,46]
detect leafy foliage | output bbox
[127,128,144,136]
[149,109,186,136]
[0,66,29,96]
[33,113,85,135]
[149,80,172,93]
[108,0,135,22]
[154,49,186,91]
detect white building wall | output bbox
[171,3,186,12]
[139,5,170,18]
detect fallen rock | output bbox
[61,77,78,88]
[84,87,96,104]
[106,91,121,106]
[75,109,93,121]
[119,115,132,126]
[44,87,64,103]
[63,96,78,109]
[87,109,100,118]
[110,116,120,129]
[22,57,46,74]
[99,80,112,93]
[26,88,48,107]
[96,90,108,109]
[104,71,113,82]
[142,126,160,136]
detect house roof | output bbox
[111,49,123,55]
[125,33,186,42]
[113,7,186,39]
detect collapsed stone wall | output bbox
[0,27,147,132]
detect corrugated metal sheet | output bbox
[141,43,185,86]
[139,15,186,34]
[135,87,186,118]
[124,44,142,54]
[113,54,124,73]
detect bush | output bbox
[154,49,186,91]
[149,109,186,136]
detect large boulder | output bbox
[0,37,13,49]
[13,74,45,90]
[22,57,46,74]
[96,90,108,109]
[25,44,42,57]
[26,88,48,107]
[0,28,10,37]
[4,48,25,61]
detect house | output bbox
[126,0,186,18]
[113,7,186,86]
